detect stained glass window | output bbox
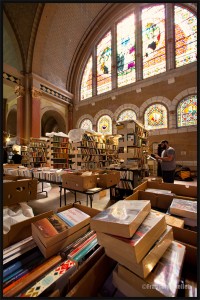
[97,31,112,95]
[174,6,197,68]
[80,119,93,130]
[117,109,136,122]
[80,56,92,100]
[142,5,166,79]
[177,95,197,127]
[144,104,167,130]
[97,115,112,134]
[117,13,136,87]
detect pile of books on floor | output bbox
[91,200,186,297]
[3,229,100,297]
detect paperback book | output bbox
[169,198,197,220]
[96,210,167,263]
[91,200,151,238]
[56,207,90,227]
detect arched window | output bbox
[80,56,92,100]
[80,119,93,130]
[142,4,166,79]
[144,104,168,130]
[97,115,112,134]
[174,5,197,68]
[117,13,136,87]
[117,109,136,122]
[97,31,112,95]
[177,95,197,127]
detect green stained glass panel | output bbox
[117,13,136,87]
[175,6,197,68]
[145,104,167,130]
[142,5,166,79]
[80,56,92,100]
[177,95,197,127]
[97,32,112,95]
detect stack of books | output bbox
[91,200,185,297]
[169,198,197,227]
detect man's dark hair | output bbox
[161,140,168,144]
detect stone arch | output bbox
[76,114,94,129]
[41,107,66,136]
[93,109,114,124]
[7,106,17,136]
[114,103,139,121]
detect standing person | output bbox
[12,150,22,164]
[157,143,162,177]
[155,140,176,183]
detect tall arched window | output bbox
[142,5,166,79]
[80,56,92,100]
[144,104,168,130]
[174,5,197,68]
[97,31,112,95]
[80,119,93,130]
[117,109,136,122]
[177,95,197,127]
[97,115,112,134]
[117,13,136,87]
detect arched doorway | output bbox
[41,110,66,136]
[7,108,17,136]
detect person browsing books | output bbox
[154,140,176,183]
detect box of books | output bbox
[3,176,38,205]
[3,210,54,249]
[32,204,101,258]
[90,200,151,238]
[62,172,97,191]
[113,241,186,297]
[169,198,197,220]
[133,180,197,199]
[104,225,173,278]
[94,170,120,188]
[151,209,184,228]
[96,210,167,264]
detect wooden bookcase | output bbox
[21,145,30,166]
[29,137,49,167]
[69,132,118,170]
[48,135,69,169]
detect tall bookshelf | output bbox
[49,135,69,169]
[21,145,30,166]
[69,132,118,170]
[29,137,49,167]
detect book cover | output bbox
[57,207,90,227]
[170,198,197,220]
[68,233,97,259]
[3,236,34,256]
[47,214,69,232]
[33,218,59,238]
[91,200,151,238]
[71,238,98,264]
[96,210,166,263]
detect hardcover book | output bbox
[90,200,151,238]
[33,218,62,238]
[96,210,167,263]
[169,198,197,220]
[113,241,186,297]
[104,225,173,278]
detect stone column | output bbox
[31,87,42,138]
[24,73,32,143]
[68,105,73,131]
[15,85,25,145]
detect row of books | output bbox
[29,142,47,147]
[119,170,134,180]
[51,153,68,158]
[3,229,100,297]
[51,136,69,142]
[116,180,134,190]
[90,200,185,297]
[52,148,69,153]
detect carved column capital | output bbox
[15,85,25,97]
[32,87,43,98]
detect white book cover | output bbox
[170,198,197,219]
[57,208,90,227]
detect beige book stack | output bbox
[96,210,167,264]
[169,198,197,220]
[90,200,151,238]
[113,241,186,297]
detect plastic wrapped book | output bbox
[169,198,197,220]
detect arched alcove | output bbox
[7,108,17,136]
[41,110,66,136]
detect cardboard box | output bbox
[3,210,53,249]
[151,209,184,229]
[172,226,197,247]
[96,170,120,188]
[66,254,116,297]
[104,225,173,278]
[3,175,38,205]
[62,173,97,191]
[133,180,197,199]
[32,204,101,258]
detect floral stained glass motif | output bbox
[142,5,166,79]
[144,104,167,130]
[177,95,197,127]
[80,119,93,130]
[80,56,92,100]
[117,109,136,122]
[174,6,197,68]
[97,31,112,95]
[117,13,136,87]
[97,115,112,134]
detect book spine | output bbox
[72,238,98,262]
[68,233,96,259]
[56,213,74,227]
[3,255,62,298]
[3,242,37,265]
[3,236,33,256]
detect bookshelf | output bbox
[69,132,119,170]
[29,137,49,168]
[49,135,69,169]
[21,145,30,166]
